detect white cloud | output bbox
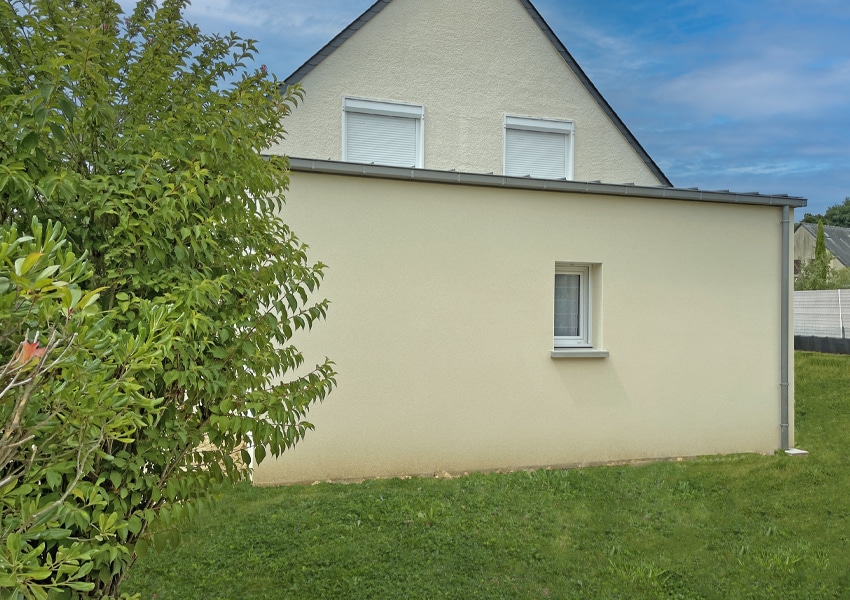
[116,0,370,39]
[183,0,369,38]
[660,51,850,119]
[724,160,833,177]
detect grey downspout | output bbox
[780,205,791,450]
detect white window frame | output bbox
[554,264,591,349]
[342,97,424,168]
[504,115,574,180]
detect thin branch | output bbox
[25,425,104,529]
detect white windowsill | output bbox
[551,349,609,358]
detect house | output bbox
[794,223,850,273]
[252,0,806,485]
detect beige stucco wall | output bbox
[252,172,791,485]
[269,0,662,186]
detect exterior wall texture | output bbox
[269,0,662,187]
[252,172,790,485]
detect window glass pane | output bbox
[554,273,580,337]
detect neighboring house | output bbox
[794,223,850,273]
[253,0,806,485]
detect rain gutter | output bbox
[286,158,807,208]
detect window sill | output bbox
[551,349,609,358]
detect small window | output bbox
[554,264,590,348]
[343,97,424,168]
[504,115,574,180]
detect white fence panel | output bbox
[794,289,849,338]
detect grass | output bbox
[124,352,850,599]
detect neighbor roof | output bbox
[799,223,850,266]
[282,0,673,187]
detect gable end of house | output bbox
[282,0,671,187]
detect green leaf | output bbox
[14,252,43,276]
[135,537,150,560]
[26,528,71,541]
[31,585,48,600]
[6,532,21,555]
[45,470,62,490]
[20,131,39,151]
[58,94,77,122]
[78,287,105,310]
[48,121,66,144]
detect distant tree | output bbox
[816,220,828,261]
[0,0,335,596]
[796,220,835,290]
[801,197,850,227]
[830,266,850,290]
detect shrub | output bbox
[1,0,334,596]
[0,219,175,597]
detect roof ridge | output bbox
[282,0,672,187]
[802,223,850,231]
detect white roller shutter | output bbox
[505,129,567,179]
[504,116,573,180]
[345,112,418,168]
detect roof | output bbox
[288,157,807,209]
[282,0,673,188]
[798,223,850,266]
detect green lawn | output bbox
[124,352,850,599]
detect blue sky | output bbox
[146,0,850,217]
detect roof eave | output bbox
[284,157,807,209]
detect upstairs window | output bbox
[504,115,574,180]
[343,97,424,168]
